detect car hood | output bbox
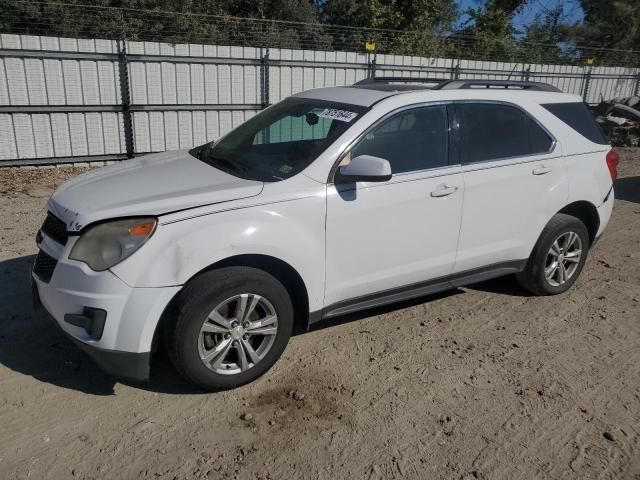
[49,150,263,232]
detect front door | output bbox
[324,104,464,310]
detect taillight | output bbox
[606,149,619,181]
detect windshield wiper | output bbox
[207,154,248,174]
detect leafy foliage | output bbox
[572,0,640,51]
[567,0,640,66]
[454,1,522,61]
[0,0,638,66]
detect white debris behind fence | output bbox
[1,33,638,163]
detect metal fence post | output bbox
[260,48,270,109]
[116,37,135,159]
[581,65,593,102]
[260,48,270,144]
[450,59,460,79]
[368,53,377,79]
[521,66,531,81]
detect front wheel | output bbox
[166,267,294,391]
[516,213,590,296]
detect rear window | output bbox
[542,102,608,145]
[457,103,553,164]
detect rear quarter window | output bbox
[542,102,609,145]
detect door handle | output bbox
[430,185,458,197]
[532,166,551,175]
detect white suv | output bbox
[32,79,617,390]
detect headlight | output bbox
[69,217,157,271]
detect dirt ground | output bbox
[0,151,639,480]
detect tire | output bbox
[165,267,294,391]
[516,213,590,296]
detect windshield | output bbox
[190,98,367,182]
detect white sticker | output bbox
[317,108,358,122]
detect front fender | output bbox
[110,194,327,312]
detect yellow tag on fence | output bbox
[587,58,594,65]
[365,42,376,52]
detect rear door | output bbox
[451,101,569,275]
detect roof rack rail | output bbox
[354,77,562,93]
[354,76,444,85]
[433,79,561,92]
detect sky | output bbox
[455,0,585,31]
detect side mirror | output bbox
[336,155,392,183]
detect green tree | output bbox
[569,0,640,65]
[0,0,320,46]
[453,0,526,61]
[320,0,457,54]
[573,0,640,50]
[321,0,457,31]
[520,5,573,64]
[221,0,318,23]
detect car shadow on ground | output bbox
[614,176,640,204]
[463,274,532,297]
[0,254,200,396]
[0,254,529,396]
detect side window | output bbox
[457,103,552,164]
[350,105,448,174]
[528,116,553,153]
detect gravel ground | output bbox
[0,151,639,480]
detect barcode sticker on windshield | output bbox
[318,108,358,122]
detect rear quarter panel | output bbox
[532,103,612,206]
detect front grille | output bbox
[41,213,68,245]
[33,250,58,283]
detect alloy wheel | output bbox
[544,231,583,287]
[198,293,278,375]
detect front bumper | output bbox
[70,337,151,381]
[32,252,180,381]
[35,302,151,381]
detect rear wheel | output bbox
[166,267,294,391]
[516,213,590,296]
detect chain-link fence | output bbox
[1,2,640,165]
